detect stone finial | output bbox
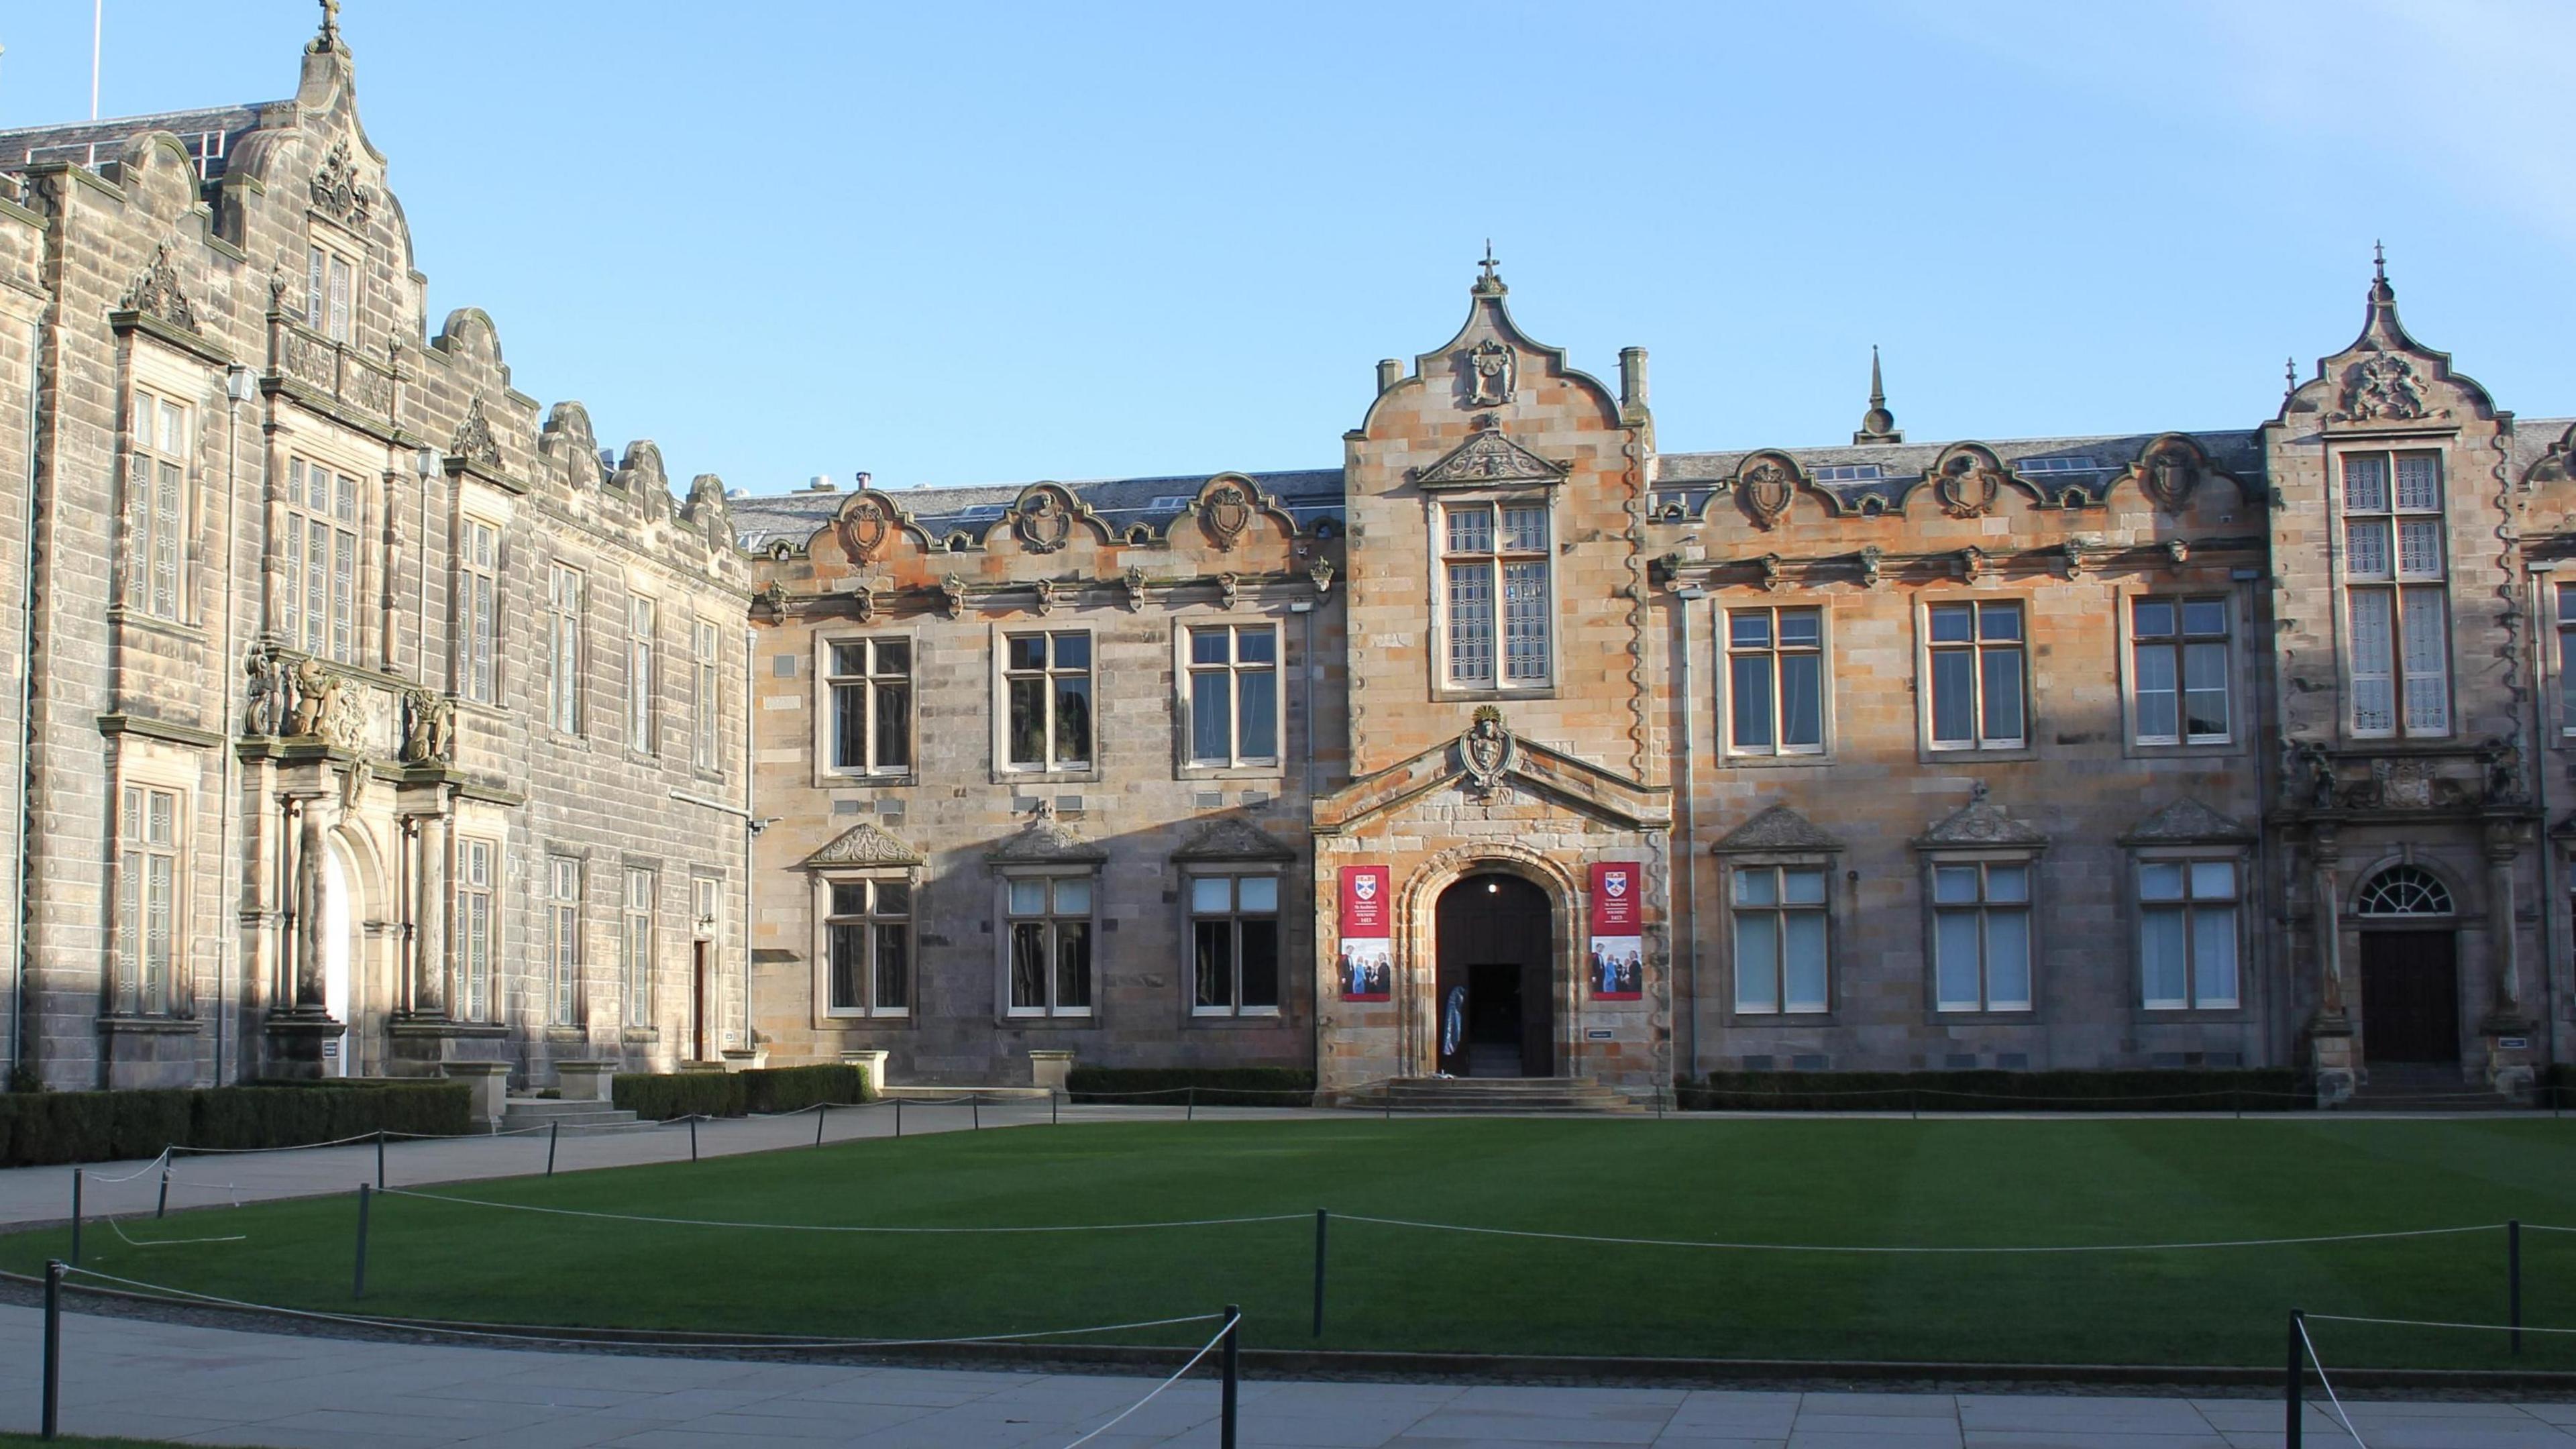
[1472,240,1506,297]
[1854,345,1901,443]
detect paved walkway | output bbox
[2,1303,2572,1448]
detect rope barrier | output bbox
[381,1187,1307,1235]
[105,1218,246,1249]
[2302,1311,2576,1336]
[1061,1317,1232,1449]
[1331,1213,2504,1254]
[2296,1316,2370,1448]
[78,1149,173,1184]
[169,1131,390,1156]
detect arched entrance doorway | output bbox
[1434,872,1553,1077]
[321,845,356,1077]
[2354,864,2459,1067]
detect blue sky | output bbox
[3,2,2571,494]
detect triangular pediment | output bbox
[985,807,1109,864]
[1713,804,1844,855]
[1913,786,2047,848]
[1411,427,1570,489]
[1173,816,1297,862]
[800,820,923,869]
[2118,798,2253,845]
[1314,722,1670,838]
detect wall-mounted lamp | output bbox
[223,364,252,406]
[413,444,438,481]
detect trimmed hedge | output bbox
[1064,1067,1316,1108]
[611,1064,871,1121]
[0,1081,473,1168]
[1676,1068,2311,1113]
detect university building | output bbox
[6,17,2575,1105]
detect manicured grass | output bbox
[5,1116,2574,1369]
[0,1438,210,1448]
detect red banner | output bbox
[1337,866,1391,1002]
[1339,866,1390,938]
[1591,862,1642,936]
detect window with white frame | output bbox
[1931,860,2033,1011]
[457,838,494,1023]
[1732,864,1828,1014]
[1442,500,1551,689]
[2139,859,2239,1010]
[2343,450,2449,737]
[621,867,655,1028]
[1185,625,1279,767]
[114,785,180,1015]
[1006,874,1093,1016]
[628,596,657,755]
[458,519,498,704]
[282,458,362,663]
[692,619,722,771]
[125,387,189,621]
[547,857,581,1025]
[1190,873,1279,1016]
[2555,584,2576,735]
[2131,597,2231,745]
[1927,601,2025,749]
[693,874,722,938]
[545,564,584,735]
[1004,632,1091,770]
[1726,606,1824,755]
[829,638,912,775]
[824,879,910,1016]
[306,241,356,344]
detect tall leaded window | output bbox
[829,639,912,775]
[692,619,723,771]
[1932,860,2032,1012]
[825,879,910,1016]
[457,838,494,1023]
[1927,601,2025,749]
[1185,625,1279,767]
[547,856,582,1026]
[282,458,362,663]
[2139,859,2239,1010]
[1191,874,1279,1016]
[1004,632,1091,769]
[458,518,498,704]
[622,867,655,1028]
[125,388,188,620]
[2559,584,2576,735]
[114,785,180,1015]
[628,596,658,755]
[1732,865,1827,1014]
[546,564,584,735]
[2344,450,2449,737]
[1442,501,1550,689]
[2132,598,2230,745]
[1006,875,1093,1017]
[306,241,355,343]
[1726,606,1823,755]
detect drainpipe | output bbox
[9,315,38,1086]
[212,364,251,1083]
[2532,562,2561,1076]
[1672,587,1704,1081]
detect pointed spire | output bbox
[2284,355,2298,403]
[1472,240,1506,297]
[309,0,348,54]
[1853,345,1902,443]
[2369,239,2395,306]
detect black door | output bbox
[2359,931,2461,1064]
[1434,873,1552,1077]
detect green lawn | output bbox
[6,1116,2573,1369]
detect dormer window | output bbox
[306,241,355,343]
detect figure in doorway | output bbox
[1441,984,1466,1067]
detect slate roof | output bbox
[0,103,272,182]
[1654,430,2269,517]
[730,468,1347,556]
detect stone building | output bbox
[7,17,2575,1106]
[0,17,753,1093]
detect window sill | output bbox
[620,1027,658,1043]
[1718,751,1834,770]
[1177,762,1289,781]
[1723,1011,1837,1026]
[2134,1007,2251,1024]
[1002,1013,1096,1026]
[824,771,916,788]
[822,1012,912,1025]
[1191,1010,1285,1023]
[2125,739,2245,761]
[1930,1008,2039,1023]
[994,766,1104,786]
[107,608,210,645]
[1921,743,2038,765]
[1432,685,1558,705]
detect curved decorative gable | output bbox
[1006,483,1110,554]
[800,820,924,869]
[1192,472,1297,551]
[830,487,926,565]
[1727,451,1811,531]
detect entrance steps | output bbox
[2347,1063,2521,1112]
[1351,1076,1646,1115]
[498,1097,641,1134]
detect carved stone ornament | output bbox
[1737,458,1796,530]
[1464,339,1515,408]
[1122,565,1148,611]
[2339,352,2426,422]
[398,688,455,765]
[1309,557,1336,596]
[1218,572,1241,611]
[836,496,896,564]
[939,574,968,619]
[1201,482,1252,551]
[2059,540,2091,580]
[2371,757,2438,811]
[1014,489,1074,553]
[310,140,376,227]
[1934,452,2004,519]
[1913,782,2048,847]
[2164,539,2190,574]
[1033,578,1064,616]
[2139,441,2201,513]
[1171,814,1298,863]
[800,820,924,869]
[340,757,372,813]
[2290,741,2338,810]
[1958,545,1991,585]
[451,398,502,470]
[2483,736,2528,807]
[1857,545,1884,590]
[1756,553,1784,592]
[244,641,289,735]
[1411,426,1569,488]
[1713,803,1845,855]
[756,580,788,619]
[1456,705,1517,798]
[985,800,1110,864]
[2118,798,2254,845]
[121,246,198,332]
[851,582,879,624]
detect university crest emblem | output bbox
[836,498,894,562]
[1014,490,1073,553]
[1201,482,1251,551]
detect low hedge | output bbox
[1064,1067,1316,1108]
[611,1064,871,1121]
[0,1081,473,1168]
[1676,1068,2311,1113]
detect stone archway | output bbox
[1433,873,1553,1077]
[1397,845,1581,1079]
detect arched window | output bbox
[2356,865,2453,917]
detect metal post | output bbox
[2511,1219,2524,1356]
[2286,1309,2304,1449]
[376,1128,386,1191]
[1909,1087,1919,1121]
[895,1096,904,1138]
[815,1104,828,1148]
[547,1120,559,1177]
[1220,1303,1240,1449]
[42,1258,62,1440]
[689,1116,699,1163]
[68,1171,81,1268]
[972,1094,980,1131]
[155,1160,170,1220]
[1188,1086,1196,1122]
[2234,1087,2243,1120]
[354,1183,371,1300]
[1051,1089,1059,1126]
[1312,1209,1328,1338]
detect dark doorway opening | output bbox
[2359,930,2461,1065]
[691,941,709,1063]
[1434,872,1553,1077]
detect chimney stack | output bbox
[1376,359,1402,394]
[1619,347,1650,413]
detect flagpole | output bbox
[91,0,103,119]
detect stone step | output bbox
[499,1099,640,1133]
[1356,1076,1647,1114]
